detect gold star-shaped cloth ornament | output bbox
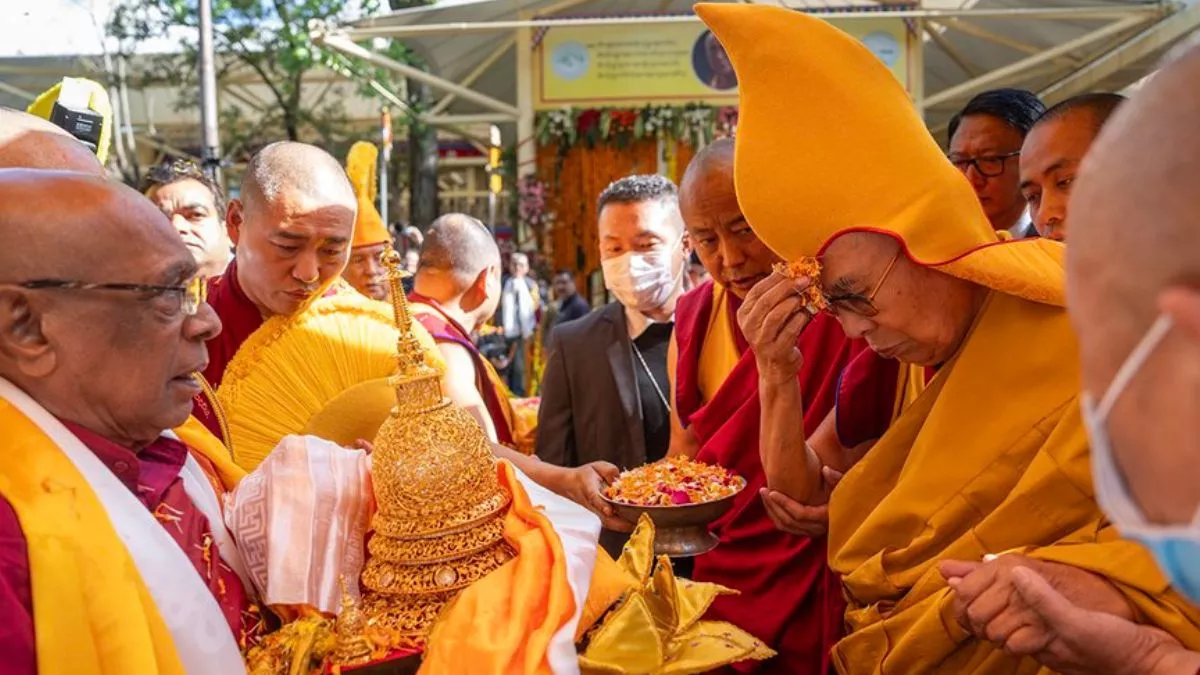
[579,515,776,674]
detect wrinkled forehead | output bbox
[819,231,902,287]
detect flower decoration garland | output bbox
[536,104,738,153]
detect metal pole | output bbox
[487,124,500,233]
[198,0,221,181]
[380,108,392,229]
[339,4,1167,39]
[117,55,140,182]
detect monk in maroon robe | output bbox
[405,213,517,447]
[192,142,358,438]
[671,139,874,673]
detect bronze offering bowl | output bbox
[601,478,746,558]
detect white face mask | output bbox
[1082,314,1200,603]
[601,238,684,313]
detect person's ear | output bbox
[227,198,244,246]
[1160,285,1200,343]
[0,290,56,378]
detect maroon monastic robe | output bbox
[674,281,871,674]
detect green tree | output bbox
[106,0,412,155]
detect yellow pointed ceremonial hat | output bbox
[346,141,390,248]
[695,3,1066,306]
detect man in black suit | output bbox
[537,174,689,554]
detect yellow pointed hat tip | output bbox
[694,1,1066,307]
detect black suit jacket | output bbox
[536,302,647,470]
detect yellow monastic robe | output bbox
[693,4,1200,672]
[696,284,741,404]
[830,291,1200,672]
[0,383,242,675]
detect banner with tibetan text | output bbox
[533,15,915,110]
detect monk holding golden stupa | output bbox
[694,4,1200,673]
[236,249,774,674]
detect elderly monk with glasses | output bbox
[698,4,1200,674]
[0,169,255,674]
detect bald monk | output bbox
[947,47,1200,675]
[695,4,1200,673]
[409,213,627,529]
[0,170,254,674]
[194,141,359,436]
[409,213,514,446]
[1019,93,1126,242]
[0,107,104,173]
[670,137,871,673]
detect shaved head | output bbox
[0,169,219,447]
[240,141,354,214]
[419,213,500,287]
[413,213,502,331]
[0,108,104,173]
[681,136,734,195]
[678,138,779,298]
[229,141,358,317]
[1069,52,1200,361]
[1068,46,1200,527]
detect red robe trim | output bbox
[674,281,869,675]
[408,293,516,447]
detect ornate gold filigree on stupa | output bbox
[346,248,515,657]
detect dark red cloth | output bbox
[674,281,870,675]
[193,259,265,438]
[0,421,261,675]
[201,259,264,389]
[408,293,515,446]
[834,350,936,449]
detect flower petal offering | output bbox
[772,257,828,313]
[604,456,745,507]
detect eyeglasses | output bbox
[821,250,901,318]
[5,276,208,317]
[948,150,1020,178]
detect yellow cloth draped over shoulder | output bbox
[0,398,240,675]
[695,4,1200,673]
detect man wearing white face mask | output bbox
[537,174,689,553]
[947,47,1200,675]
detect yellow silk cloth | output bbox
[695,3,1066,307]
[0,405,237,675]
[697,284,741,404]
[827,292,1200,673]
[421,460,632,674]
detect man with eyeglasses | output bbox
[0,169,256,673]
[947,89,1046,238]
[698,4,1200,673]
[667,137,876,673]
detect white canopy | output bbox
[316,0,1200,143]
